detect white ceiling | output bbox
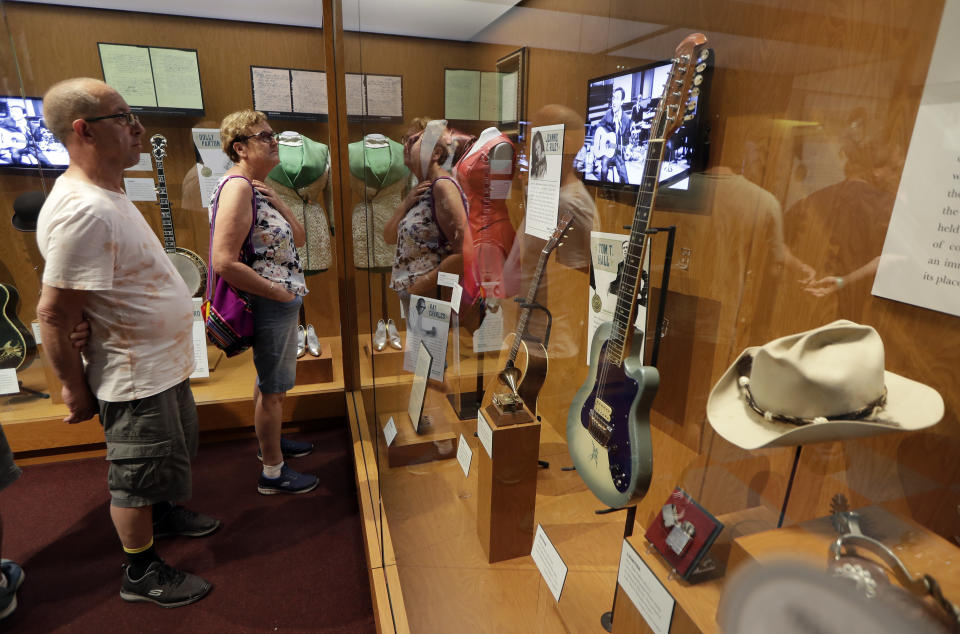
[13,0,668,58]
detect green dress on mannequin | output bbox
[266,132,333,274]
[349,134,409,270]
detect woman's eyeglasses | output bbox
[235,131,279,144]
[83,112,140,127]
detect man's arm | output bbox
[36,284,97,423]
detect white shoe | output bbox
[296,325,306,358]
[305,324,320,356]
[373,319,387,352]
[386,319,403,350]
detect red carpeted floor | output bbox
[0,424,376,633]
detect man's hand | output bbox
[803,276,842,298]
[69,319,91,350]
[62,383,97,424]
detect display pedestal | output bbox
[363,338,405,378]
[728,505,960,604]
[379,410,457,467]
[476,403,540,563]
[296,342,334,384]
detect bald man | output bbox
[36,78,216,608]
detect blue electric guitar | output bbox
[567,34,709,508]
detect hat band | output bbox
[736,356,892,427]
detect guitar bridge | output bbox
[588,410,613,448]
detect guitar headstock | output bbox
[544,212,575,254]
[657,33,709,141]
[149,134,167,163]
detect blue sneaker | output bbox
[0,560,25,621]
[257,437,314,462]
[257,464,319,495]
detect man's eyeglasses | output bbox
[83,112,141,127]
[235,131,279,144]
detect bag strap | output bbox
[428,176,467,249]
[205,175,257,302]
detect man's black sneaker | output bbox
[120,561,211,608]
[257,464,319,495]
[153,505,221,539]
[257,437,315,461]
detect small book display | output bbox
[645,487,724,581]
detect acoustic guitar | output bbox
[0,283,37,371]
[149,135,207,297]
[593,125,619,159]
[480,213,573,418]
[567,34,709,509]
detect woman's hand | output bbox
[268,281,296,303]
[251,180,284,211]
[400,181,431,213]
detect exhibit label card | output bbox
[437,272,459,288]
[189,298,209,379]
[532,524,567,603]
[450,283,463,313]
[402,295,450,382]
[617,539,675,634]
[588,231,651,363]
[472,306,503,353]
[871,0,960,316]
[383,416,398,447]
[0,368,18,396]
[31,321,42,345]
[524,124,564,240]
[123,178,157,202]
[457,433,472,478]
[407,342,432,433]
[477,409,493,458]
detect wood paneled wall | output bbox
[2,0,957,544]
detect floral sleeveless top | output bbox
[390,176,466,292]
[211,175,308,296]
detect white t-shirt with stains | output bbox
[37,175,195,402]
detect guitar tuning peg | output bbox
[699,49,710,62]
[696,62,707,73]
[693,75,703,86]
[683,114,695,122]
[691,87,700,98]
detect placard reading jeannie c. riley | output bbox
[524,124,564,241]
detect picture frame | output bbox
[495,47,528,137]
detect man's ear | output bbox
[72,118,93,142]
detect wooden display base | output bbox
[37,344,62,404]
[379,410,457,467]
[363,339,405,378]
[296,342,334,384]
[476,406,540,563]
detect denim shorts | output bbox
[99,379,198,508]
[0,425,22,493]
[251,294,302,394]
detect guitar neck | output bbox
[508,246,550,363]
[606,135,666,367]
[155,161,177,253]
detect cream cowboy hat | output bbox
[706,320,944,450]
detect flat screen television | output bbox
[578,53,713,194]
[0,95,69,173]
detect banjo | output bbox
[149,134,206,297]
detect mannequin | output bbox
[265,131,333,274]
[349,134,410,350]
[453,126,516,300]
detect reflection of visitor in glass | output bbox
[608,240,629,296]
[385,118,469,300]
[530,130,547,180]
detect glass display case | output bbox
[1,0,957,631]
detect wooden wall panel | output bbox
[0,3,338,335]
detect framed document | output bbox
[644,487,724,580]
[495,47,528,136]
[98,43,204,116]
[408,341,433,434]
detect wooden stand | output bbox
[296,342,334,384]
[363,340,405,378]
[476,404,541,563]
[379,410,457,467]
